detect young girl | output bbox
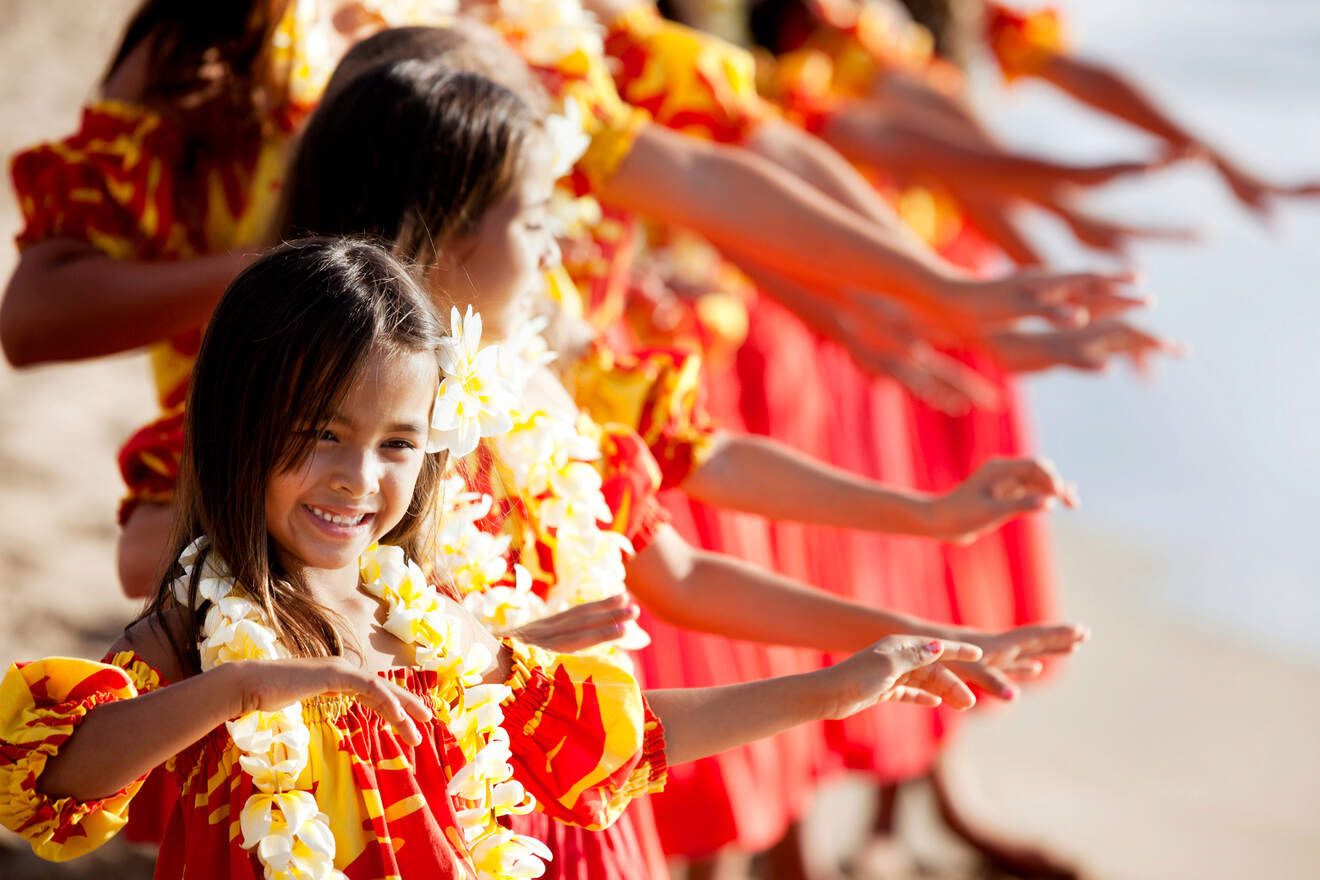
[0,237,984,878]
[0,0,385,597]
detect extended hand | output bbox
[819,635,985,719]
[506,595,641,653]
[928,457,1078,544]
[947,623,1091,701]
[232,658,435,746]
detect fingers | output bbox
[946,659,1019,702]
[535,623,638,653]
[340,674,430,747]
[515,597,641,651]
[902,663,977,710]
[982,457,1079,509]
[1004,622,1091,659]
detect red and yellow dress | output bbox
[456,407,675,880]
[0,643,666,877]
[9,100,288,523]
[567,336,833,858]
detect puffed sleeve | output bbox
[603,4,769,144]
[0,651,165,861]
[9,101,196,257]
[984,2,1068,82]
[569,342,718,490]
[500,639,666,830]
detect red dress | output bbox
[569,338,822,857]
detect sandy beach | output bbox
[1,2,1317,878]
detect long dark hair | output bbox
[102,1,292,157]
[278,42,542,268]
[137,237,447,674]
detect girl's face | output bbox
[265,348,437,575]
[426,153,559,340]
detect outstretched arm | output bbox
[1,239,250,366]
[1035,54,1320,217]
[650,636,982,765]
[682,433,1075,543]
[599,124,1139,334]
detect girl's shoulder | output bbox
[112,608,194,686]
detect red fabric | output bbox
[639,334,822,857]
[509,795,668,880]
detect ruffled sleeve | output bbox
[9,101,198,258]
[603,5,768,145]
[500,638,666,830]
[984,2,1068,82]
[0,651,165,861]
[569,341,718,490]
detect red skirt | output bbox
[639,308,821,858]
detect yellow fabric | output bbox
[0,656,158,861]
[502,640,666,829]
[607,5,766,142]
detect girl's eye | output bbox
[317,429,338,442]
[384,439,417,451]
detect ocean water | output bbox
[973,0,1320,661]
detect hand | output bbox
[505,595,641,653]
[947,623,1091,701]
[948,268,1149,332]
[993,320,1186,375]
[927,457,1078,545]
[229,658,434,746]
[1207,149,1320,222]
[840,296,1001,416]
[1043,320,1185,375]
[1046,199,1198,259]
[818,635,984,719]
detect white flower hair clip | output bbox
[427,306,519,457]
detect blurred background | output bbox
[0,0,1316,877]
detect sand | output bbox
[1,2,1317,878]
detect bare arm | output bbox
[683,432,934,535]
[38,644,433,802]
[1,239,249,366]
[626,525,955,651]
[819,101,1159,196]
[648,635,982,765]
[600,125,1135,332]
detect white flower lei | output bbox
[175,534,550,880]
[434,314,649,656]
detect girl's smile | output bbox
[265,348,438,577]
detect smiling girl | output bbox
[0,237,991,879]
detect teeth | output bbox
[308,506,367,526]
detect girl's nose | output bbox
[330,448,379,497]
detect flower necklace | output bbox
[175,537,550,880]
[432,314,649,658]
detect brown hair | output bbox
[278,56,542,269]
[137,237,448,674]
[102,1,293,160]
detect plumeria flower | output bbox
[430,307,517,457]
[538,461,613,533]
[542,103,591,179]
[469,825,554,880]
[464,564,545,631]
[498,317,558,392]
[360,0,457,26]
